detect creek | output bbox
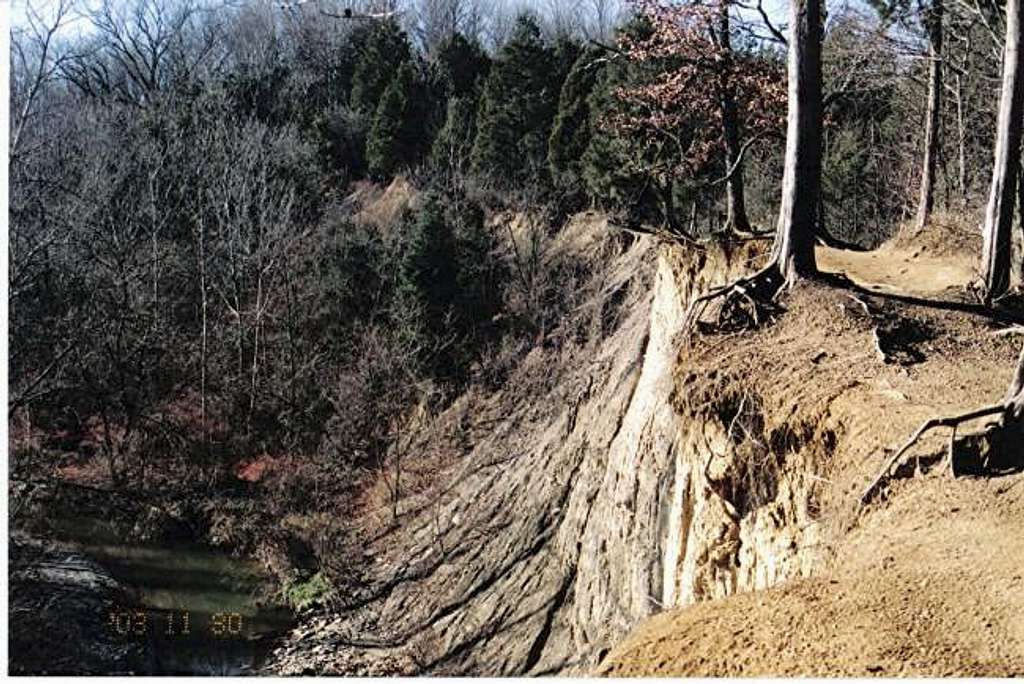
[51,515,294,675]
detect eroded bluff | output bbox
[267,231,825,675]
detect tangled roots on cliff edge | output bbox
[685,263,789,333]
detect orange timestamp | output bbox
[108,608,246,638]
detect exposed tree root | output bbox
[861,345,1024,507]
[859,404,1007,506]
[685,263,788,332]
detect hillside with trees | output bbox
[7,0,1024,676]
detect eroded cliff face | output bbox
[567,246,825,664]
[267,232,829,676]
[593,232,1024,678]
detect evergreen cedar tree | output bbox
[426,34,490,170]
[367,61,429,178]
[431,95,479,171]
[350,19,413,115]
[431,33,491,99]
[394,193,499,379]
[579,16,666,220]
[548,45,604,196]
[395,194,461,354]
[470,15,563,183]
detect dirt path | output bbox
[818,243,976,296]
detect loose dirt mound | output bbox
[600,238,1024,677]
[599,474,1024,677]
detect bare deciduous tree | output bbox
[980,0,1023,302]
[62,0,223,104]
[916,0,944,231]
[714,0,753,234]
[10,0,78,161]
[685,0,824,329]
[409,0,488,51]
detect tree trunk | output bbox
[916,0,944,231]
[1013,160,1024,286]
[1018,160,1024,275]
[981,0,1024,303]
[771,0,823,282]
[1005,344,1024,421]
[956,71,968,200]
[198,221,208,452]
[716,0,753,234]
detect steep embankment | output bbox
[267,216,812,675]
[601,234,1024,676]
[267,217,1023,676]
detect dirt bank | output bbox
[598,472,1024,677]
[265,217,1022,676]
[600,232,1024,676]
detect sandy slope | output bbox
[599,237,1024,677]
[599,474,1024,677]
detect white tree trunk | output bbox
[981,0,1024,302]
[771,0,823,282]
[956,72,968,199]
[916,0,943,231]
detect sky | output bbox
[7,0,790,40]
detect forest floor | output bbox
[600,228,1024,677]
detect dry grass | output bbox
[352,176,417,230]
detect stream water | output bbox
[51,516,294,675]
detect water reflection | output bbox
[51,515,294,675]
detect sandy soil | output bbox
[818,243,976,297]
[599,235,1024,677]
[599,473,1024,677]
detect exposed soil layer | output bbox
[266,217,1023,676]
[264,220,777,676]
[599,473,1024,677]
[601,230,1024,676]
